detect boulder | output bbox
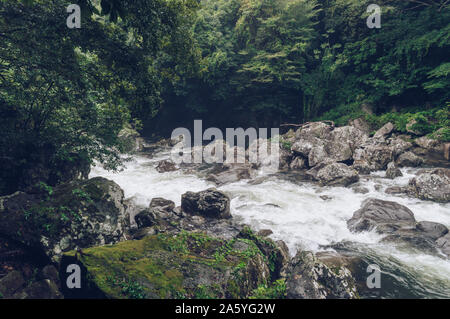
[348,199,450,258]
[385,162,403,179]
[347,198,416,234]
[407,168,450,203]
[315,163,359,187]
[0,177,129,262]
[353,144,394,171]
[285,251,358,299]
[396,151,424,167]
[181,189,231,219]
[289,157,307,170]
[61,231,273,299]
[373,122,394,139]
[330,126,368,152]
[436,233,450,258]
[207,165,253,185]
[295,122,333,140]
[0,271,25,298]
[156,160,177,173]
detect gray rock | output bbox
[436,233,450,258]
[207,165,253,186]
[285,251,358,299]
[289,157,307,170]
[407,168,450,203]
[385,162,403,179]
[0,271,25,298]
[0,177,129,262]
[396,151,424,167]
[373,122,394,139]
[315,163,359,187]
[156,160,177,173]
[347,198,416,234]
[181,188,231,219]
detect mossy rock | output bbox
[61,232,271,299]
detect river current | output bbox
[90,150,450,298]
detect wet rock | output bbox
[207,165,253,185]
[257,229,273,237]
[13,279,63,299]
[289,157,307,170]
[407,168,450,203]
[396,151,424,167]
[181,188,231,219]
[349,199,449,258]
[0,270,25,298]
[385,186,407,195]
[352,186,369,194]
[0,177,129,262]
[385,162,403,179]
[347,198,416,234]
[134,209,158,229]
[315,163,359,187]
[285,251,358,299]
[436,233,450,258]
[320,195,333,201]
[156,160,178,173]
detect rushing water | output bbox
[90,150,450,298]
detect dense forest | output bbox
[0,0,449,195]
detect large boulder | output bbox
[407,168,450,203]
[285,251,358,299]
[348,199,450,258]
[315,163,359,187]
[295,122,334,140]
[396,151,424,167]
[330,126,368,152]
[347,198,416,234]
[353,144,394,171]
[181,188,231,219]
[0,177,129,262]
[373,122,394,139]
[61,231,273,299]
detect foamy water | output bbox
[90,152,450,298]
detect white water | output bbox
[91,151,450,298]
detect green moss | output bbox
[65,231,269,299]
[250,279,287,299]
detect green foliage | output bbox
[250,279,286,299]
[0,0,198,194]
[153,0,449,134]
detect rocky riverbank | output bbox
[0,120,448,299]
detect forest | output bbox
[0,0,449,301]
[0,0,449,192]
